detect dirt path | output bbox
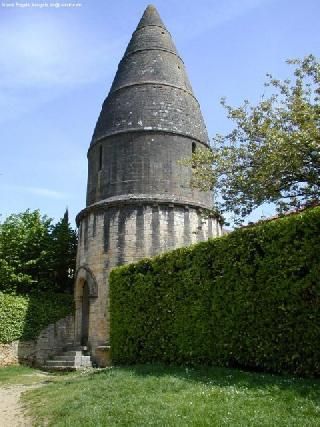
[0,384,34,427]
[0,375,48,427]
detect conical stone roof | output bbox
[91,5,209,146]
[136,4,166,30]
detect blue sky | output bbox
[0,0,319,226]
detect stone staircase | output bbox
[45,346,92,371]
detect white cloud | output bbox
[1,184,69,199]
[25,186,69,199]
[171,0,273,41]
[0,88,56,123]
[0,15,122,89]
[0,14,124,124]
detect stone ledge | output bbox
[76,194,216,225]
[89,127,210,150]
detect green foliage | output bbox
[0,365,45,385]
[0,209,77,294]
[0,291,73,343]
[187,54,320,225]
[110,206,320,377]
[0,210,52,293]
[50,209,77,293]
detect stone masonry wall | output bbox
[0,341,35,367]
[87,134,211,207]
[0,314,74,367]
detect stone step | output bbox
[61,351,83,357]
[65,345,88,352]
[54,355,92,364]
[46,360,76,367]
[52,355,80,362]
[49,360,92,368]
[44,349,93,371]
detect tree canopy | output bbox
[0,209,77,294]
[50,209,77,293]
[189,54,320,225]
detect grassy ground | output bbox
[22,364,320,427]
[0,365,75,386]
[0,365,46,385]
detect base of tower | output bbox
[74,200,223,364]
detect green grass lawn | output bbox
[0,364,74,386]
[23,364,320,427]
[0,365,45,385]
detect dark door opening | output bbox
[81,281,89,346]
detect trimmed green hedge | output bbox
[110,207,320,377]
[0,292,73,343]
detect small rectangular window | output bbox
[192,142,196,169]
[99,145,103,171]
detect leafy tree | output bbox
[189,54,320,225]
[50,209,77,293]
[0,209,77,294]
[0,210,52,293]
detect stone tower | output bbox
[74,5,222,366]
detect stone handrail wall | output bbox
[0,314,74,367]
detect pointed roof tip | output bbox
[137,4,166,30]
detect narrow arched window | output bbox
[98,145,103,171]
[192,142,196,169]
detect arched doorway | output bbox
[74,266,98,347]
[81,281,90,346]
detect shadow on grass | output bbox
[90,363,320,405]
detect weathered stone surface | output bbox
[91,4,208,147]
[44,348,92,371]
[35,314,75,366]
[136,4,166,30]
[0,341,35,367]
[0,314,74,367]
[86,134,212,207]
